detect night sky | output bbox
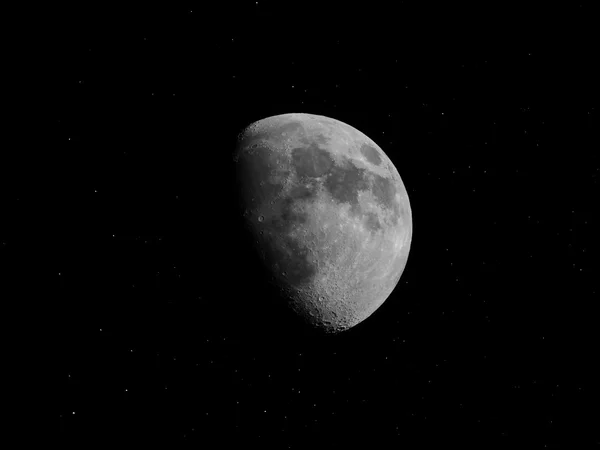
[12,3,598,448]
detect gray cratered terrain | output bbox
[234,113,412,333]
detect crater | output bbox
[360,143,382,166]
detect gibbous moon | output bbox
[234,113,412,333]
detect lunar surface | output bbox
[233,113,412,333]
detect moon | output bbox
[233,113,412,333]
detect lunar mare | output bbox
[234,113,412,333]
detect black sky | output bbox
[8,2,598,448]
